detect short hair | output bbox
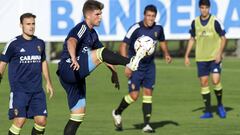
[199,0,211,7]
[82,0,104,18]
[20,13,36,24]
[144,4,157,15]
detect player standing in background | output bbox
[0,13,54,135]
[112,5,172,133]
[185,0,227,119]
[56,0,148,135]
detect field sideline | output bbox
[0,58,239,135]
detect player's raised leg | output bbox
[93,47,146,71]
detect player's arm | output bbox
[215,36,226,63]
[159,41,172,64]
[0,61,7,84]
[119,42,128,57]
[67,37,80,70]
[42,60,54,99]
[214,20,227,63]
[106,64,120,90]
[185,20,195,66]
[185,37,195,66]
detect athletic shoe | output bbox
[142,124,155,133]
[126,47,147,71]
[112,110,122,131]
[217,105,226,118]
[200,112,213,119]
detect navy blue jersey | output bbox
[61,21,103,60]
[0,35,46,93]
[123,21,165,69]
[189,15,226,37]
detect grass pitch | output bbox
[0,58,240,135]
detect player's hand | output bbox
[46,83,54,99]
[70,58,80,71]
[184,57,191,66]
[111,71,120,90]
[215,54,222,64]
[165,55,172,64]
[124,67,132,78]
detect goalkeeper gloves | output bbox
[0,73,2,84]
[111,71,120,90]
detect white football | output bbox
[134,35,156,56]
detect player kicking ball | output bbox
[56,0,150,135]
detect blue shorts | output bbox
[8,90,47,120]
[128,64,156,92]
[57,51,95,110]
[59,77,86,110]
[196,61,222,77]
[57,51,96,84]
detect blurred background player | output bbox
[0,13,54,135]
[112,4,172,133]
[185,0,227,119]
[56,0,148,135]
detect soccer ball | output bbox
[134,35,155,56]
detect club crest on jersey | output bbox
[131,83,135,90]
[14,108,19,116]
[154,32,158,38]
[37,45,41,52]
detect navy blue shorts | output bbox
[8,90,47,120]
[57,51,96,110]
[128,64,156,92]
[59,77,86,110]
[196,61,222,77]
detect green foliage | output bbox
[0,58,240,135]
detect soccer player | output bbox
[0,13,54,135]
[185,0,227,119]
[56,0,146,135]
[112,5,172,133]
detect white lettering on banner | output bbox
[0,0,239,42]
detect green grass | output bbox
[0,58,240,135]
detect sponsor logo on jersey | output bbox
[19,55,41,63]
[20,48,26,52]
[82,46,89,53]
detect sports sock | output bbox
[214,83,223,106]
[98,48,130,65]
[201,87,211,112]
[64,120,81,135]
[202,93,211,112]
[115,95,134,115]
[9,124,21,135]
[142,96,152,126]
[31,123,45,135]
[214,89,223,106]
